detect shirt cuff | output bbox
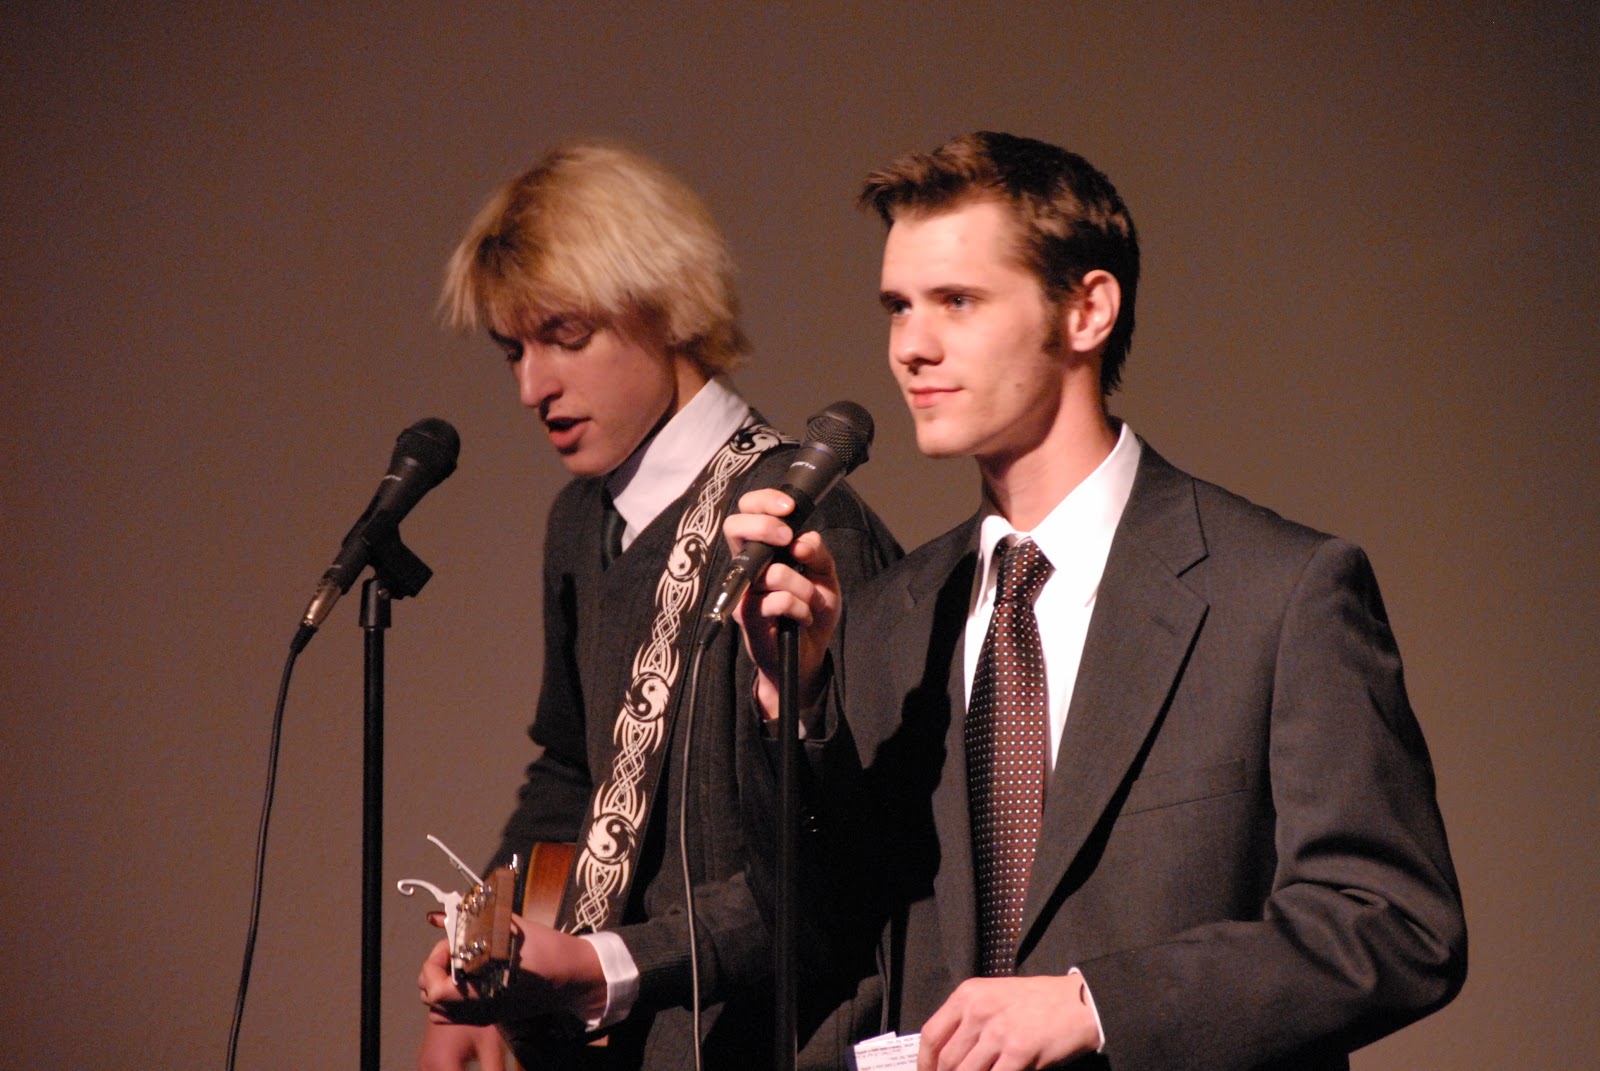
[1067,967,1107,1053]
[578,931,640,1030]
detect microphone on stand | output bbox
[293,417,460,650]
[702,401,874,640]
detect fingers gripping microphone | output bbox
[703,401,874,637]
[294,417,460,649]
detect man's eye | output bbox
[947,294,971,310]
[544,321,596,351]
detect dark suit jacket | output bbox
[820,442,1465,1071]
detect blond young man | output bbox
[418,143,897,1070]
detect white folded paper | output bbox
[850,1031,920,1071]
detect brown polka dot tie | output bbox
[967,537,1052,977]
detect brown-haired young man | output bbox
[417,142,898,1070]
[727,131,1465,1070]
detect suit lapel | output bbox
[930,569,977,985]
[882,518,983,985]
[1019,447,1210,955]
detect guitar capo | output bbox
[397,834,521,993]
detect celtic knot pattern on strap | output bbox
[565,421,784,934]
[966,537,1053,976]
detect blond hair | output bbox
[442,142,748,375]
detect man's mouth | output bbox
[544,415,586,449]
[907,386,958,409]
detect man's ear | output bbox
[1063,269,1121,356]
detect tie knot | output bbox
[995,538,1051,605]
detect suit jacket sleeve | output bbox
[1083,538,1466,1070]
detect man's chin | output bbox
[914,432,970,461]
[554,450,609,478]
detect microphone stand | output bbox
[775,616,800,1071]
[360,578,388,1071]
[357,535,434,1071]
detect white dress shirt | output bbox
[957,420,1139,1053]
[605,376,751,553]
[963,421,1142,771]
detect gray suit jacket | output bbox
[820,442,1465,1070]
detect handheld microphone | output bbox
[295,417,460,648]
[703,401,874,637]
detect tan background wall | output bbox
[2,3,1594,1067]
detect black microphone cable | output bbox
[226,641,300,1071]
[677,640,712,1071]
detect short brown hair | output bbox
[442,142,748,376]
[860,131,1139,394]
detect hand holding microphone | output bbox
[705,401,874,632]
[713,402,874,714]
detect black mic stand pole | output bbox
[775,615,800,1071]
[360,577,390,1071]
[356,536,435,1071]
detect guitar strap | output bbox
[556,417,785,935]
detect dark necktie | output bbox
[966,537,1052,976]
[600,491,625,567]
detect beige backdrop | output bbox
[2,3,1595,1068]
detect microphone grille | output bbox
[397,417,462,481]
[805,401,874,474]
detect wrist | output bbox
[571,936,608,1024]
[1066,968,1106,1054]
[577,930,638,1029]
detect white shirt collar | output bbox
[975,420,1142,609]
[605,376,750,547]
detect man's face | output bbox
[492,312,689,477]
[879,199,1068,470]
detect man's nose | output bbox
[891,310,939,368]
[512,352,560,410]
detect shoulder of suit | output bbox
[1138,444,1332,548]
[1123,445,1361,592]
[1164,467,1376,598]
[850,514,975,597]
[1189,474,1336,555]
